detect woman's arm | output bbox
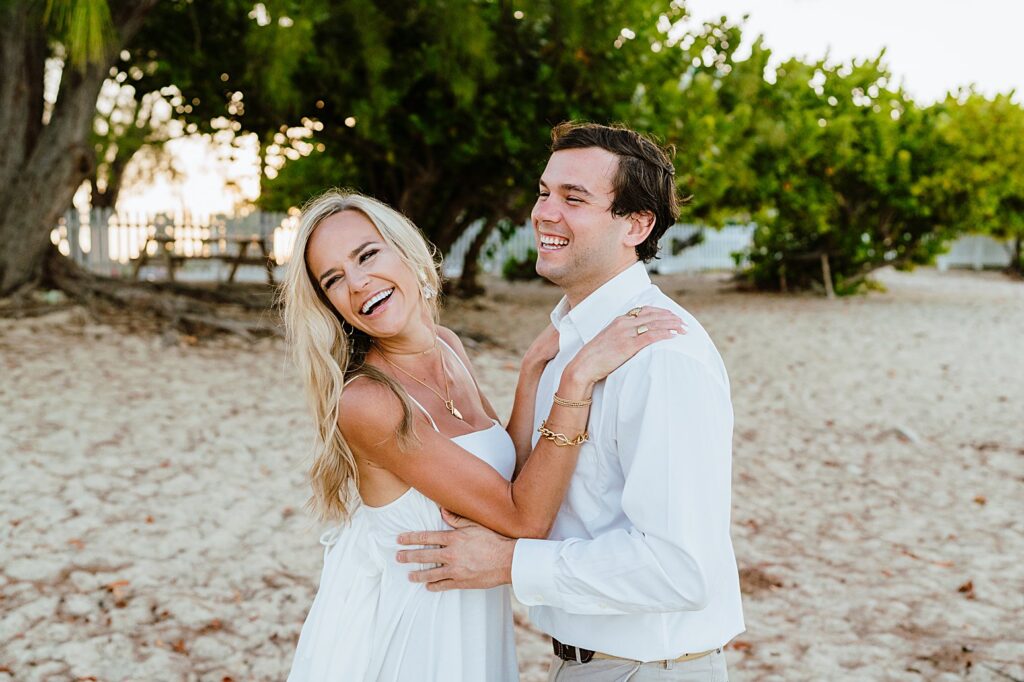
[341,363,593,539]
[508,361,542,478]
[434,324,554,476]
[341,308,683,539]
[507,325,558,476]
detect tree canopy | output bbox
[2,0,1022,299]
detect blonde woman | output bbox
[283,190,683,681]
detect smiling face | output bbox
[531,147,640,305]
[305,209,426,341]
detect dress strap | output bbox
[438,337,473,384]
[437,336,503,425]
[405,394,441,432]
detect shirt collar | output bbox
[550,262,652,343]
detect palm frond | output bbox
[45,0,115,70]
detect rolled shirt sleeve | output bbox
[512,347,734,615]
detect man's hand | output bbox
[396,510,516,591]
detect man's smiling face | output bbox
[531,147,638,304]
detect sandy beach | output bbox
[1,267,1021,681]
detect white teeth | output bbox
[540,236,569,247]
[360,288,394,314]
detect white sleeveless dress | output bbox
[288,342,520,681]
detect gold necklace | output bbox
[377,337,437,356]
[377,343,464,421]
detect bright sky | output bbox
[685,0,1024,103]
[107,134,261,216]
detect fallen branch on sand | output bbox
[34,249,283,340]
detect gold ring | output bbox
[627,306,643,318]
[636,325,649,335]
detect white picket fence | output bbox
[54,208,1014,281]
[53,208,295,281]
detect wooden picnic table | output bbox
[131,233,276,284]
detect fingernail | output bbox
[670,330,679,335]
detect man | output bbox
[398,122,744,680]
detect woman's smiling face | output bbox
[306,209,423,339]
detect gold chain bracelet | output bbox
[538,420,589,447]
[552,393,593,408]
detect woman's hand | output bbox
[563,307,686,390]
[522,323,560,371]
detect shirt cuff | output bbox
[511,538,563,609]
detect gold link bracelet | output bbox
[538,420,589,447]
[552,393,593,408]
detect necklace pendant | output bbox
[445,400,464,421]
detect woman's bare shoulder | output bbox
[338,374,404,434]
[437,325,475,363]
[436,325,464,349]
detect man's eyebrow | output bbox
[317,240,379,282]
[560,183,594,197]
[537,179,594,198]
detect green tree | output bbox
[255,0,704,293]
[927,92,1024,274]
[627,14,762,224]
[738,53,962,293]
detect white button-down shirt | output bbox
[511,262,745,662]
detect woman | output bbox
[283,190,683,681]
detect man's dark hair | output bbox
[550,121,683,262]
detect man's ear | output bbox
[623,211,656,248]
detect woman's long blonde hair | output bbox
[282,189,442,522]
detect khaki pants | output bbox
[547,648,729,681]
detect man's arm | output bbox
[399,348,735,614]
[513,349,733,613]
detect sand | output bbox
[1,267,1021,681]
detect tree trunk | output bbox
[454,218,497,297]
[0,62,106,294]
[90,150,129,209]
[0,5,46,194]
[0,0,158,296]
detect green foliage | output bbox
[626,14,762,223]
[502,249,541,281]
[255,0,677,257]
[256,148,350,212]
[45,0,115,70]
[733,53,965,292]
[926,92,1024,273]
[38,0,1024,290]
[205,3,1024,289]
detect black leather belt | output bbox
[552,637,595,663]
[552,637,722,665]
